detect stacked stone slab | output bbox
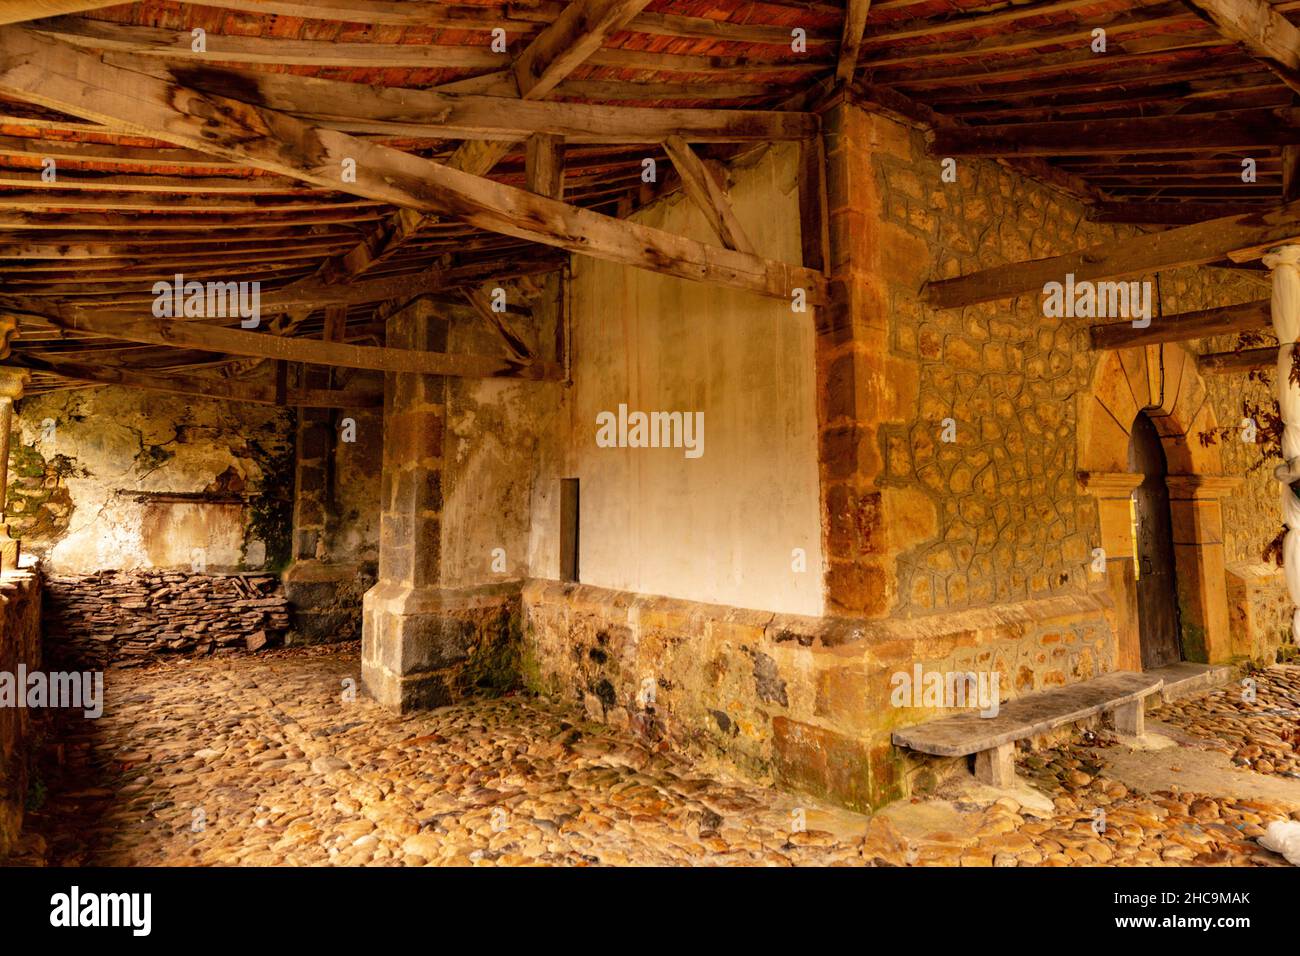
[42,569,289,668]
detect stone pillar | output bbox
[283,307,371,643]
[0,368,30,573]
[1264,244,1300,649]
[1166,474,1243,664]
[814,99,932,617]
[362,300,453,710]
[291,393,332,563]
[361,300,521,711]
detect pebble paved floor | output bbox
[6,646,1300,867]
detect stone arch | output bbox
[1077,343,1240,668]
[1079,343,1222,477]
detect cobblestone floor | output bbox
[5,646,1300,867]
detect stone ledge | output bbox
[522,578,1109,651]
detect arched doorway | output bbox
[1077,344,1243,667]
[1128,411,1182,669]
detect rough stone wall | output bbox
[10,387,294,574]
[523,579,1112,811]
[442,283,558,591]
[0,566,42,857]
[328,403,381,567]
[1199,338,1283,569]
[869,114,1275,619]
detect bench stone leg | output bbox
[1114,699,1144,736]
[973,742,1016,787]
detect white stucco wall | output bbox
[531,143,825,616]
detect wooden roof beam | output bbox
[173,66,816,145]
[0,2,118,25]
[1089,298,1270,348]
[29,308,563,382]
[1183,0,1300,94]
[1199,345,1275,372]
[925,202,1300,308]
[836,0,872,85]
[0,27,824,304]
[9,353,383,407]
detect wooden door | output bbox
[1128,412,1182,669]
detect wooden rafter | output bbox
[0,27,824,305]
[30,15,823,76]
[836,0,873,85]
[1183,0,1300,94]
[662,135,755,254]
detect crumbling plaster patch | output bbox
[12,387,292,573]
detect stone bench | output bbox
[891,671,1164,787]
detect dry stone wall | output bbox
[42,569,289,669]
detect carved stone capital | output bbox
[1077,470,1142,498]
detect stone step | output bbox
[1147,661,1235,705]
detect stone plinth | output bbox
[283,558,374,645]
[363,580,520,710]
